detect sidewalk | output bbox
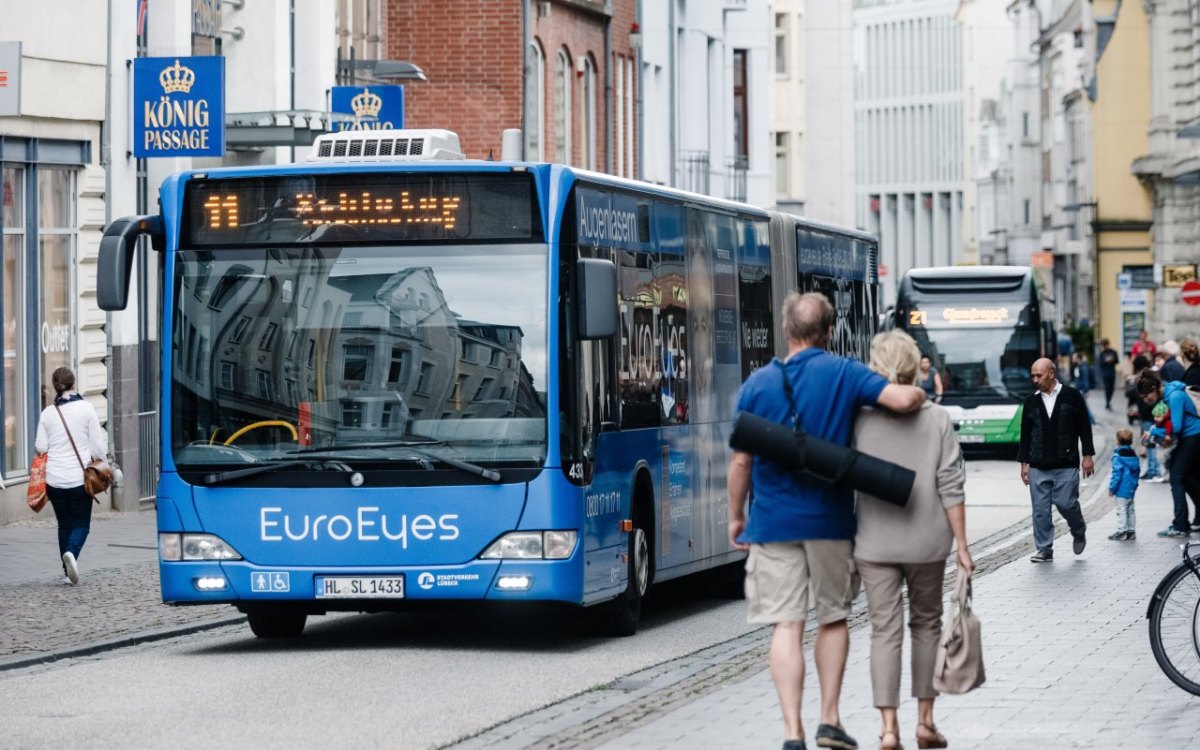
[0,510,240,669]
[608,392,1198,748]
[456,388,1200,749]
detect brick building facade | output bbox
[388,0,637,175]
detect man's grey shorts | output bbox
[744,539,858,625]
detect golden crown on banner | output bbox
[351,89,383,118]
[159,60,196,94]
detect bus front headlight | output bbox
[480,531,577,560]
[159,533,243,561]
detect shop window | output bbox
[38,168,75,409]
[1,166,25,472]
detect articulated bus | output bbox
[98,129,879,638]
[894,266,1052,448]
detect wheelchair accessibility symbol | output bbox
[251,571,290,593]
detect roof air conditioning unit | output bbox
[308,129,465,162]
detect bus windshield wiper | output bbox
[287,439,442,454]
[201,460,352,486]
[286,442,502,483]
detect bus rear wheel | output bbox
[599,522,650,637]
[245,606,307,638]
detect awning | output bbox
[225,110,356,149]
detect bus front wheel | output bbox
[245,606,307,638]
[599,522,650,637]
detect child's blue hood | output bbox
[1114,447,1140,469]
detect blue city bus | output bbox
[894,266,1052,448]
[98,129,879,638]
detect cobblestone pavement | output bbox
[456,396,1200,750]
[0,512,241,669]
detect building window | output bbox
[388,346,406,384]
[341,400,363,428]
[625,57,634,177]
[555,48,573,165]
[615,54,625,176]
[1,166,26,472]
[582,56,598,171]
[38,168,76,410]
[526,41,545,160]
[416,361,434,394]
[342,344,373,381]
[774,14,789,77]
[219,362,236,390]
[1024,199,1031,225]
[256,369,271,399]
[733,49,749,159]
[775,132,790,197]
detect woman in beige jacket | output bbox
[853,331,974,750]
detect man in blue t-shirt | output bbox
[728,292,925,750]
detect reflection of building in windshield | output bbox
[911,326,1039,403]
[173,256,543,451]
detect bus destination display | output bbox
[905,303,1026,328]
[184,172,539,245]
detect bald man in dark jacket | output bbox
[1019,358,1095,562]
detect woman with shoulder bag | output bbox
[853,331,975,750]
[34,367,109,585]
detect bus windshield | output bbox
[908,324,1039,403]
[170,243,548,474]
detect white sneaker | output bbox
[1147,475,1168,483]
[62,551,79,584]
[62,576,73,585]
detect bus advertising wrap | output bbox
[133,56,225,158]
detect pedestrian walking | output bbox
[1130,329,1157,360]
[1136,371,1200,538]
[1097,338,1119,410]
[728,292,925,750]
[1107,429,1140,541]
[1071,352,1093,395]
[1018,358,1094,563]
[1180,339,1200,388]
[917,355,943,403]
[1160,340,1186,383]
[852,331,973,750]
[34,367,108,584]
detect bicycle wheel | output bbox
[1148,561,1200,695]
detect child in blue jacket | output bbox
[1109,428,1141,540]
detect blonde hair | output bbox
[869,330,921,385]
[1181,339,1199,366]
[1116,428,1134,446]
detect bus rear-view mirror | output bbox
[577,258,618,340]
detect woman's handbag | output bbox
[55,404,111,500]
[26,453,48,512]
[933,565,986,694]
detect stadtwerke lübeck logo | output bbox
[133,56,225,158]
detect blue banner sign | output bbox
[133,56,225,158]
[331,85,405,131]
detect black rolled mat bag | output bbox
[729,411,916,507]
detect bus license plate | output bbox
[958,434,985,444]
[315,576,405,598]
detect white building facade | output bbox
[639,0,771,206]
[1137,0,1200,337]
[956,0,1015,266]
[854,0,964,304]
[770,1,855,225]
[0,2,109,523]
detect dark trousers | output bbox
[48,484,93,566]
[1168,436,1200,531]
[1101,372,1116,408]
